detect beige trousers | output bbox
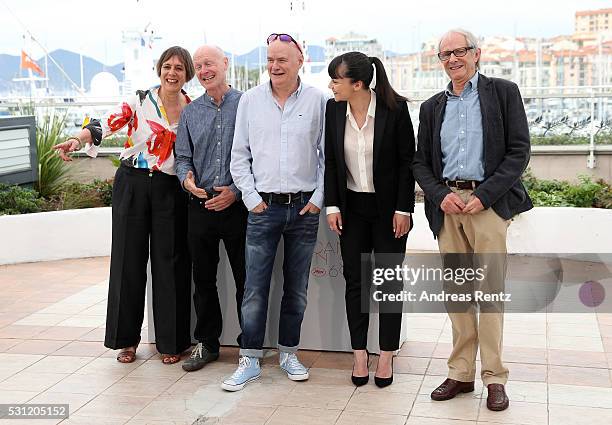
[437,188,510,385]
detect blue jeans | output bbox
[239,197,319,358]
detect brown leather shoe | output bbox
[431,378,475,401]
[487,384,509,411]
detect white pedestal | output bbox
[147,215,408,353]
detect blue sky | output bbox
[1,0,610,64]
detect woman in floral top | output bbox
[54,46,195,365]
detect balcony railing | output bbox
[1,87,612,169]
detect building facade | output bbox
[325,32,384,62]
[575,8,612,34]
[384,8,612,97]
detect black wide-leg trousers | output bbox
[104,164,191,355]
[340,190,407,352]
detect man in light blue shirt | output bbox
[223,33,326,391]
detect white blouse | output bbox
[326,89,409,217]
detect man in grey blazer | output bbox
[413,28,533,411]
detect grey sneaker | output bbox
[279,352,309,381]
[181,343,219,372]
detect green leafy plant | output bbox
[594,180,612,209]
[522,169,611,208]
[91,179,113,206]
[61,182,105,210]
[0,184,43,215]
[522,170,566,194]
[43,180,113,211]
[562,175,605,207]
[528,191,572,207]
[17,102,35,116]
[35,114,70,198]
[531,134,612,145]
[101,134,128,148]
[109,156,121,168]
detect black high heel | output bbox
[374,355,394,388]
[351,351,369,386]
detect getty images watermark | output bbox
[371,263,511,303]
[358,253,612,314]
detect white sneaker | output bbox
[221,356,261,392]
[279,352,309,381]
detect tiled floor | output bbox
[1,257,611,424]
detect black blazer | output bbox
[324,94,416,223]
[413,74,533,237]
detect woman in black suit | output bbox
[324,52,415,387]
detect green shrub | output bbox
[62,182,106,210]
[43,179,113,211]
[17,102,35,116]
[101,135,128,148]
[35,114,69,198]
[594,181,612,209]
[522,169,611,208]
[109,156,121,168]
[0,184,43,215]
[562,175,605,207]
[91,179,113,206]
[523,168,568,193]
[531,134,612,145]
[528,191,572,207]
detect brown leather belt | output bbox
[445,180,481,190]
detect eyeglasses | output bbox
[266,33,303,54]
[437,46,475,61]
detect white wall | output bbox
[1,204,611,266]
[410,206,612,254]
[0,207,111,265]
[507,207,612,254]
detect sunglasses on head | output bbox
[267,33,303,54]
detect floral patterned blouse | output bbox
[84,87,191,175]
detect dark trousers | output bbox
[188,197,247,353]
[340,190,407,352]
[104,165,191,355]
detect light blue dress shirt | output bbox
[440,72,485,181]
[230,80,327,210]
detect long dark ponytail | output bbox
[328,51,406,110]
